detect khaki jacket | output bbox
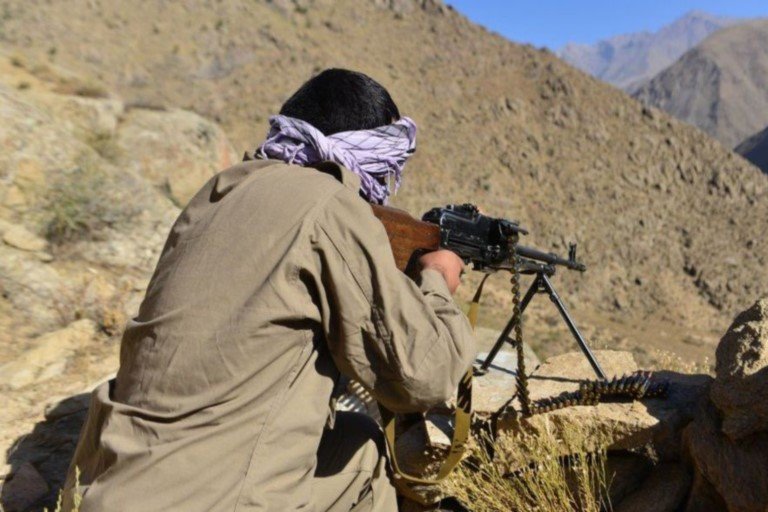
[66,159,475,511]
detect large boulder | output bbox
[0,320,97,390]
[493,350,711,471]
[684,401,768,512]
[710,297,768,440]
[615,462,692,512]
[115,107,238,206]
[0,462,48,512]
[0,245,66,329]
[0,393,92,512]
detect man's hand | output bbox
[418,250,464,294]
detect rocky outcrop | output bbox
[394,346,711,507]
[1,393,92,512]
[0,54,240,511]
[682,297,768,511]
[684,401,768,512]
[115,107,237,207]
[395,295,768,510]
[615,461,692,512]
[494,351,710,465]
[0,320,96,391]
[0,462,49,512]
[710,298,768,440]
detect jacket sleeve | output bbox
[311,188,476,413]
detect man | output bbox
[63,68,475,511]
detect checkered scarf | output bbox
[256,115,417,204]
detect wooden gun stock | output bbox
[371,204,440,272]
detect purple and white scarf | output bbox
[256,115,417,204]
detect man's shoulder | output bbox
[211,158,343,201]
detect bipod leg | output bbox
[478,273,541,372]
[539,274,607,380]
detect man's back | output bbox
[66,159,475,511]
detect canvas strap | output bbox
[380,274,489,504]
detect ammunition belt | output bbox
[505,241,669,417]
[526,371,669,415]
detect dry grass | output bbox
[444,423,613,511]
[650,349,713,375]
[39,154,141,245]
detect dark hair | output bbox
[279,68,400,135]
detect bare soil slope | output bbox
[0,0,766,357]
[634,19,768,148]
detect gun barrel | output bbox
[515,245,586,272]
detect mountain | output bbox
[736,125,768,173]
[634,19,768,148]
[559,10,738,92]
[0,0,766,364]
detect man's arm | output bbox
[311,188,475,414]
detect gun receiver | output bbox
[371,203,606,382]
[372,203,585,275]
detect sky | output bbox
[445,1,768,49]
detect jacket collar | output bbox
[242,152,361,195]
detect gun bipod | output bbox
[477,269,607,381]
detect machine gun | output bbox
[371,203,606,380]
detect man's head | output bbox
[280,68,401,135]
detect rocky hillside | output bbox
[0,0,766,355]
[634,19,768,148]
[0,49,237,473]
[558,10,738,92]
[736,124,768,174]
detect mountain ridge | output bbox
[634,19,768,148]
[559,10,739,92]
[736,126,768,174]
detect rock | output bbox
[605,452,654,504]
[2,224,46,252]
[710,297,768,440]
[34,251,54,263]
[0,319,97,390]
[473,328,540,414]
[0,218,13,235]
[36,94,124,140]
[0,245,66,328]
[646,370,712,461]
[115,107,237,206]
[685,469,728,512]
[0,462,49,512]
[615,462,692,512]
[395,413,453,477]
[492,351,710,471]
[2,393,92,511]
[684,400,768,512]
[44,393,91,421]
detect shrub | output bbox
[85,131,122,162]
[40,154,141,244]
[444,425,613,511]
